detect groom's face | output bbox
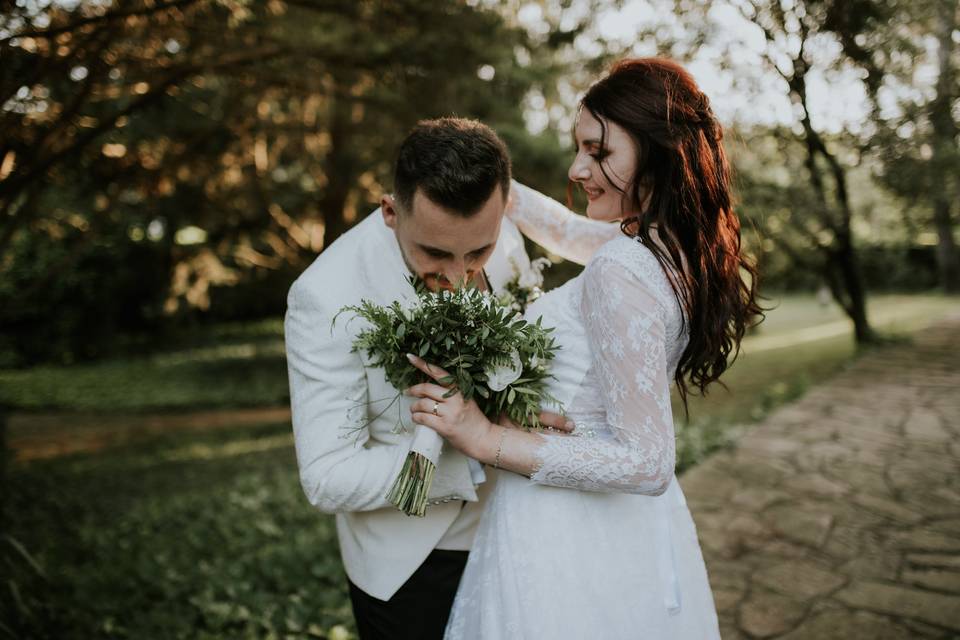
[382,187,505,292]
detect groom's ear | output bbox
[381,194,399,230]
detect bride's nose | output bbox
[568,155,590,182]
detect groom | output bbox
[285,118,564,639]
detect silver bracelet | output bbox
[493,426,507,469]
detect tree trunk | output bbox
[929,1,960,292]
[317,78,357,251]
[801,130,877,344]
[932,199,960,292]
[835,244,876,344]
[0,404,7,531]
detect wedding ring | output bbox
[432,401,440,417]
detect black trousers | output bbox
[348,549,469,640]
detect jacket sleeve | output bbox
[285,278,408,513]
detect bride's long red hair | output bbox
[580,58,762,407]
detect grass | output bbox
[1,295,955,415]
[1,293,957,639]
[0,319,289,412]
[2,423,353,640]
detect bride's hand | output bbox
[404,354,576,459]
[497,413,575,435]
[404,354,495,459]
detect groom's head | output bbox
[382,117,511,291]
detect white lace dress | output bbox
[444,184,720,639]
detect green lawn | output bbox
[0,319,289,412]
[1,293,957,639]
[2,423,353,640]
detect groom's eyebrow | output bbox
[418,243,494,257]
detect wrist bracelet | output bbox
[493,426,507,469]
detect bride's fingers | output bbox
[405,382,453,402]
[405,353,453,384]
[538,411,576,433]
[497,411,574,435]
[409,397,454,416]
[410,411,447,434]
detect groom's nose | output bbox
[436,260,473,289]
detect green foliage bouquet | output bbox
[335,277,559,516]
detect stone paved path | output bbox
[680,312,960,639]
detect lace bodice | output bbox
[521,233,688,495]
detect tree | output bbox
[702,0,882,342]
[867,0,960,292]
[0,0,584,364]
[927,1,960,291]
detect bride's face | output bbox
[568,109,641,222]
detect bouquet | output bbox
[496,256,551,314]
[335,276,559,516]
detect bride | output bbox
[405,58,761,638]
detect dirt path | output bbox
[6,406,291,462]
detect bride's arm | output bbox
[405,249,678,496]
[489,252,677,495]
[508,181,622,266]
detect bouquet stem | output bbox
[386,451,437,517]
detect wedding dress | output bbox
[444,184,720,639]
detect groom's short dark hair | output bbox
[394,117,511,217]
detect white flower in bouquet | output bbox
[499,256,553,314]
[483,347,523,391]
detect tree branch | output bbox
[0,0,204,44]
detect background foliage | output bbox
[2,0,957,366]
[1,1,958,638]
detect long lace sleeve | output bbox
[508,181,622,265]
[528,246,682,495]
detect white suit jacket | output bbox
[285,208,530,600]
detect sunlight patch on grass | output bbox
[151,341,286,366]
[163,433,294,464]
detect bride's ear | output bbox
[382,194,399,230]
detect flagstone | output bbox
[833,580,960,630]
[738,589,807,638]
[684,316,960,638]
[752,559,847,600]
